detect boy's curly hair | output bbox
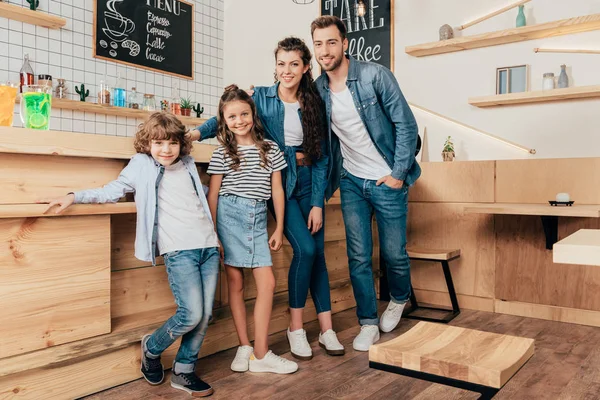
[134,112,192,156]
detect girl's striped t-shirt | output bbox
[207,140,287,200]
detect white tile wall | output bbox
[0,0,224,136]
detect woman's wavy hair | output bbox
[217,84,271,170]
[274,36,325,160]
[134,112,192,156]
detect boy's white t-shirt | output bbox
[156,160,219,255]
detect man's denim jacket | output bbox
[196,82,329,208]
[315,55,421,200]
[73,153,214,265]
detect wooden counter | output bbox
[0,127,363,399]
[553,229,600,266]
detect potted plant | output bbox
[180,97,192,117]
[442,136,455,162]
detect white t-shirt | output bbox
[157,160,219,255]
[283,100,303,147]
[330,87,391,180]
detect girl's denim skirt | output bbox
[217,194,272,268]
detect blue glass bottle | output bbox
[112,73,126,107]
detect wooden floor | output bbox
[82,304,600,400]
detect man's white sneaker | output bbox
[318,329,345,356]
[230,345,253,372]
[379,301,407,333]
[287,328,313,360]
[249,350,299,374]
[352,325,380,352]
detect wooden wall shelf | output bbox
[405,13,600,57]
[17,97,206,126]
[468,85,600,107]
[0,2,66,29]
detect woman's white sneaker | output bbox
[352,325,380,352]
[230,345,253,372]
[287,328,313,360]
[249,350,299,374]
[318,329,345,356]
[379,301,407,333]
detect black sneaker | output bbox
[171,371,214,397]
[140,334,164,385]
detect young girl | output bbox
[207,85,298,374]
[190,37,344,361]
[39,113,219,397]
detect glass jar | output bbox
[38,74,52,88]
[98,80,111,105]
[543,73,555,91]
[129,87,141,109]
[55,78,68,99]
[142,94,156,111]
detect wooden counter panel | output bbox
[111,214,163,270]
[409,161,495,203]
[0,153,126,204]
[0,215,110,359]
[496,158,600,204]
[407,202,495,298]
[495,215,600,311]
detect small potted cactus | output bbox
[180,97,192,117]
[442,136,455,162]
[192,103,204,118]
[26,0,39,11]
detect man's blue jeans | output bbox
[146,247,219,373]
[339,169,411,326]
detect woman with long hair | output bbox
[189,37,343,368]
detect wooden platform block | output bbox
[369,321,534,389]
[553,229,600,266]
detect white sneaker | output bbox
[287,328,313,360]
[352,325,380,352]
[379,301,407,333]
[249,350,299,374]
[230,345,253,372]
[318,329,345,356]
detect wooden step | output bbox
[407,247,461,261]
[369,321,534,389]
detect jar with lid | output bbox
[55,78,68,99]
[98,80,111,105]
[542,73,555,91]
[129,87,141,109]
[142,94,156,111]
[38,74,52,88]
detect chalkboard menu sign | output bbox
[93,0,194,79]
[321,0,394,71]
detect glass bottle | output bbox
[19,53,35,93]
[169,83,181,115]
[55,78,68,99]
[558,64,569,89]
[112,73,126,107]
[129,87,141,109]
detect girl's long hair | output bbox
[274,37,325,160]
[217,84,271,170]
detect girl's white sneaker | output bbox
[230,345,253,372]
[248,350,299,374]
[318,329,345,356]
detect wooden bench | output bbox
[405,247,461,323]
[369,321,535,399]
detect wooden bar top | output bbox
[463,203,600,218]
[0,126,215,162]
[553,229,600,266]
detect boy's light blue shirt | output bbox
[73,153,214,265]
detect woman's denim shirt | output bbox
[73,153,214,265]
[196,83,330,208]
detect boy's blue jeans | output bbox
[146,247,219,373]
[339,169,411,326]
